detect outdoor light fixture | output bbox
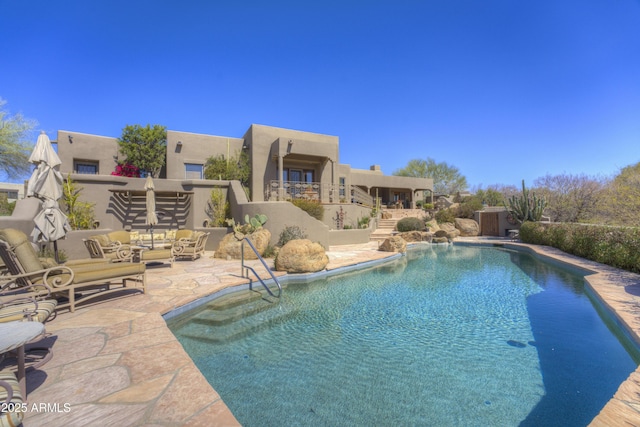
[177,141,183,146]
[68,135,73,143]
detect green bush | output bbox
[435,209,455,224]
[291,199,324,221]
[278,225,308,246]
[205,188,230,227]
[519,222,640,274]
[396,217,425,232]
[455,196,483,219]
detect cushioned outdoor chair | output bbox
[0,282,58,323]
[0,229,146,313]
[172,231,210,261]
[86,232,134,262]
[0,369,24,427]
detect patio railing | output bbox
[266,180,373,207]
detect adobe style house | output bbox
[52,124,433,250]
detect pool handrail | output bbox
[240,237,282,298]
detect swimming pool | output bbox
[168,245,639,426]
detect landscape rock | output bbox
[215,228,271,260]
[454,218,480,236]
[398,231,433,242]
[275,239,329,273]
[432,236,450,244]
[439,222,461,239]
[379,236,407,253]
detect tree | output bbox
[598,162,640,227]
[393,158,467,195]
[0,98,37,180]
[533,173,606,223]
[116,124,167,178]
[204,150,250,187]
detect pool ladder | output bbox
[240,237,282,298]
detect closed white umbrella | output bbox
[144,174,158,248]
[26,131,70,262]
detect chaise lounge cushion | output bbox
[0,299,58,323]
[0,369,24,426]
[0,228,42,274]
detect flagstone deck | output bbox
[17,239,640,426]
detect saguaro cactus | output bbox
[505,180,546,224]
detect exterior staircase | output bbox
[370,208,425,242]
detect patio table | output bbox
[0,321,45,399]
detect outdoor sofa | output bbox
[0,228,146,313]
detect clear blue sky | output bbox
[3,0,639,188]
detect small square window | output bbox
[74,160,98,174]
[185,163,203,179]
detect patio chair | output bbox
[83,237,133,263]
[86,232,135,262]
[0,369,24,426]
[0,228,146,313]
[172,231,210,261]
[0,282,58,323]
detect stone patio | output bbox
[12,239,640,426]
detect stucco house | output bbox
[49,124,433,252]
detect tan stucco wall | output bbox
[57,130,120,176]
[244,124,339,202]
[166,130,244,180]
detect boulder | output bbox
[379,236,407,253]
[432,236,450,244]
[275,239,329,273]
[215,228,271,260]
[399,231,433,242]
[439,222,461,239]
[425,220,440,232]
[455,218,480,237]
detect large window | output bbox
[285,168,314,182]
[185,163,203,179]
[74,160,98,174]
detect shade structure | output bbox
[26,131,70,262]
[144,175,158,248]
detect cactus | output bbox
[505,180,546,224]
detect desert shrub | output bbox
[278,225,308,246]
[0,194,15,216]
[396,217,425,232]
[205,188,230,227]
[62,176,96,230]
[435,209,455,224]
[519,222,640,274]
[357,216,370,229]
[291,199,324,220]
[455,196,483,219]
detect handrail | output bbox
[240,237,282,298]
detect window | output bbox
[185,163,203,179]
[339,177,346,197]
[0,190,18,200]
[74,160,98,174]
[285,169,314,182]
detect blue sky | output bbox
[2,0,639,188]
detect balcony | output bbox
[266,180,373,207]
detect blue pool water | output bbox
[168,245,639,426]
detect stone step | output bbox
[180,304,299,344]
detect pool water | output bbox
[168,245,639,426]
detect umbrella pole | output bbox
[150,226,155,249]
[53,240,60,264]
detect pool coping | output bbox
[20,240,640,425]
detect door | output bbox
[480,212,500,236]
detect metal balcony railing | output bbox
[266,180,373,207]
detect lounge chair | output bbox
[83,237,134,262]
[85,232,135,262]
[0,282,58,323]
[172,231,210,261]
[0,229,145,313]
[0,369,24,426]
